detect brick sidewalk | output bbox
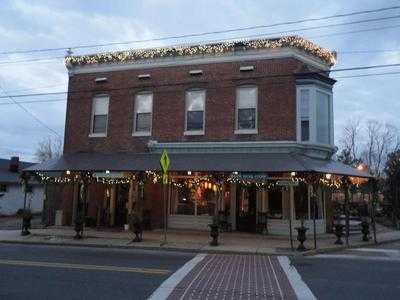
[168,254,296,299]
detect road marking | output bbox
[350,248,400,255]
[148,253,206,300]
[0,259,169,275]
[312,254,400,261]
[278,256,316,300]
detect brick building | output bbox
[27,36,369,234]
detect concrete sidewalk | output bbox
[1,226,400,255]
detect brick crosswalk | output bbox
[168,254,297,300]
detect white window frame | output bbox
[89,94,109,138]
[133,91,153,137]
[184,89,206,136]
[235,85,258,135]
[296,84,333,146]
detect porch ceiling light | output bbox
[105,170,110,174]
[290,172,296,177]
[187,171,192,175]
[325,173,332,180]
[66,170,71,175]
[357,164,364,171]
[233,171,238,175]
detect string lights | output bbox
[65,35,336,67]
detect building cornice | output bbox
[66,36,336,75]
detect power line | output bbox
[1,5,399,56]
[335,71,400,78]
[0,79,62,137]
[0,62,398,100]
[1,21,399,68]
[0,63,399,105]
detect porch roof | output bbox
[24,152,372,178]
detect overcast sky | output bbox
[0,0,399,162]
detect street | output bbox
[1,242,400,299]
[0,243,194,300]
[293,242,400,300]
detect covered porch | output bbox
[24,151,371,238]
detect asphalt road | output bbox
[0,243,195,300]
[293,241,400,300]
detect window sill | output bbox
[234,129,258,135]
[184,130,204,136]
[89,133,107,138]
[132,131,151,137]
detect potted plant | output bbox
[20,209,32,236]
[129,212,143,242]
[295,218,308,251]
[208,216,220,246]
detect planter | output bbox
[334,223,344,245]
[295,225,308,251]
[209,223,219,246]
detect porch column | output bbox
[110,184,116,226]
[230,183,237,231]
[71,183,79,225]
[290,186,296,220]
[127,181,135,215]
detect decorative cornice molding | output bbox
[66,36,336,75]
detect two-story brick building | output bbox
[27,36,369,234]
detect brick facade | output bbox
[64,57,307,154]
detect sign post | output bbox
[160,150,170,245]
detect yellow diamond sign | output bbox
[160,149,170,173]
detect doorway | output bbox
[236,185,257,232]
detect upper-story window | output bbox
[316,91,331,144]
[90,95,109,136]
[133,92,153,136]
[235,86,258,134]
[300,89,310,142]
[185,89,205,135]
[296,85,333,146]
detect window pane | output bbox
[135,93,152,113]
[136,113,151,132]
[93,96,109,115]
[300,90,309,118]
[186,90,205,111]
[93,115,107,133]
[187,111,204,131]
[301,120,310,141]
[316,91,330,144]
[238,108,256,129]
[237,86,257,108]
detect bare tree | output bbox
[339,118,361,162]
[362,120,398,177]
[35,136,63,163]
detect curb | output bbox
[0,238,293,256]
[301,237,400,256]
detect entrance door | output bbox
[236,186,257,232]
[115,185,129,227]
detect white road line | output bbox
[277,256,316,300]
[350,248,400,255]
[148,253,206,300]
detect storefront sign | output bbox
[93,172,124,179]
[276,180,299,187]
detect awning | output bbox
[24,152,372,178]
